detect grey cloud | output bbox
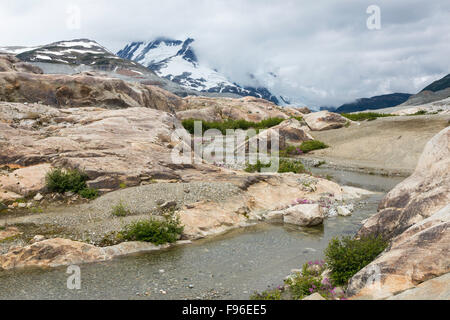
[0,0,449,107]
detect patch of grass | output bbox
[30,206,44,214]
[341,112,394,121]
[300,140,328,153]
[45,168,99,200]
[244,160,272,173]
[278,159,307,174]
[250,288,282,300]
[111,201,130,217]
[119,214,184,245]
[279,141,328,157]
[290,116,304,122]
[181,117,285,135]
[119,182,127,189]
[244,159,307,174]
[314,161,326,168]
[324,235,388,286]
[279,145,303,157]
[78,187,99,200]
[408,110,427,116]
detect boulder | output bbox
[33,193,44,201]
[348,204,450,299]
[29,235,46,244]
[282,204,324,227]
[347,127,450,299]
[302,292,326,300]
[236,118,314,153]
[357,127,450,239]
[0,164,52,197]
[0,102,211,194]
[337,205,353,217]
[387,273,450,300]
[177,96,290,122]
[0,238,109,270]
[0,67,180,113]
[303,111,348,131]
[0,54,43,74]
[0,227,22,241]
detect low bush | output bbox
[341,112,394,121]
[278,159,306,174]
[181,117,285,135]
[45,168,99,200]
[244,160,272,173]
[244,159,306,174]
[46,168,88,193]
[286,261,329,300]
[279,145,303,157]
[119,214,184,245]
[111,201,130,217]
[250,288,282,300]
[78,187,99,200]
[324,235,388,286]
[290,116,304,122]
[280,141,328,157]
[252,260,345,300]
[408,110,427,116]
[299,140,328,153]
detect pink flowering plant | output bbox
[284,260,345,300]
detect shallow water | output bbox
[310,167,405,192]
[0,170,404,300]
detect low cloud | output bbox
[1,0,449,107]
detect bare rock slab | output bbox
[283,204,324,227]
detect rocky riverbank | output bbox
[347,126,449,299]
[1,54,448,300]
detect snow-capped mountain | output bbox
[4,38,208,97]
[117,38,281,104]
[14,39,145,71]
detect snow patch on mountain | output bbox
[117,38,283,104]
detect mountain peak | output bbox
[117,37,281,104]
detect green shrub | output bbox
[46,168,88,193]
[324,235,388,286]
[279,141,328,157]
[45,168,99,200]
[181,117,285,135]
[244,160,272,173]
[278,159,306,174]
[290,116,304,122]
[279,145,303,157]
[111,201,130,217]
[244,159,306,174]
[408,110,427,116]
[119,215,184,245]
[299,140,328,153]
[78,187,99,200]
[341,112,394,121]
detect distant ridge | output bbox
[336,93,412,113]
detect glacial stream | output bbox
[0,170,405,300]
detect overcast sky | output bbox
[1,0,449,107]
